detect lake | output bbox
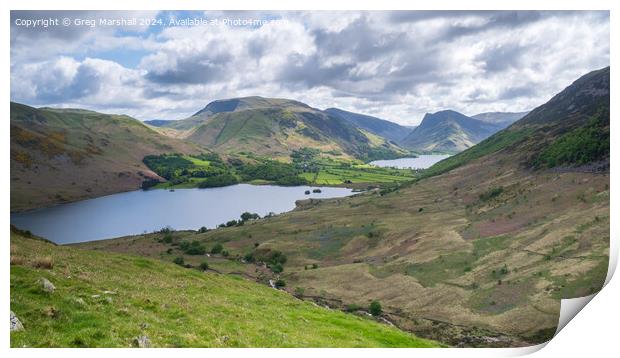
[370,155,451,169]
[10,184,354,244]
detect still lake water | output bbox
[11,184,354,244]
[370,155,451,169]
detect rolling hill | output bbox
[400,110,501,153]
[181,97,408,161]
[471,111,529,129]
[147,96,315,131]
[9,228,439,347]
[10,103,202,211]
[324,108,413,143]
[83,67,610,346]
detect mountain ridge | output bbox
[400,110,501,153]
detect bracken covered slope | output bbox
[10,103,202,211]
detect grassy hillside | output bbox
[325,108,413,143]
[185,103,408,161]
[10,229,439,348]
[471,112,529,129]
[81,68,610,347]
[10,103,202,211]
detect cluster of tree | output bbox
[197,173,239,188]
[238,160,308,186]
[244,248,288,273]
[180,240,206,255]
[533,110,610,168]
[143,154,195,180]
[217,212,261,228]
[144,153,236,187]
[141,178,161,190]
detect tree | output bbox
[271,263,283,273]
[240,212,260,222]
[211,243,224,254]
[369,300,382,316]
[198,226,208,233]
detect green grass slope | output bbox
[10,230,438,348]
[185,100,408,161]
[10,102,202,211]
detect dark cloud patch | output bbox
[499,85,538,100]
[276,53,354,89]
[479,43,530,72]
[145,52,232,85]
[23,61,103,104]
[312,17,407,62]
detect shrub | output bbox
[274,279,286,289]
[369,300,382,316]
[479,187,504,202]
[10,256,25,266]
[311,263,318,269]
[221,250,229,257]
[159,226,173,234]
[211,243,224,254]
[294,287,305,298]
[271,263,284,273]
[199,262,209,271]
[163,233,173,244]
[33,256,53,269]
[198,226,208,233]
[180,240,206,255]
[244,252,255,262]
[345,304,361,312]
[173,257,184,266]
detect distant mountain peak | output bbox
[401,109,502,153]
[193,96,310,117]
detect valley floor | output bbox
[77,151,610,347]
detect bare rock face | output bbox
[133,335,151,348]
[39,277,55,293]
[10,311,24,331]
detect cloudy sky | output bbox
[10,10,609,125]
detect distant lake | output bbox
[370,155,451,169]
[11,184,354,244]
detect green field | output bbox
[143,151,417,189]
[10,230,439,348]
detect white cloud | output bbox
[10,10,610,125]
